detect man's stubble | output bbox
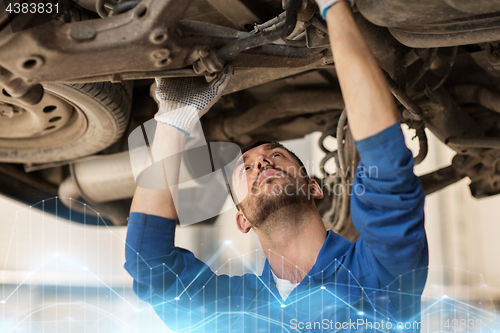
[239,171,313,233]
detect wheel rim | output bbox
[0,87,74,139]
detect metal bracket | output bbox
[306,24,329,48]
[486,42,500,69]
[0,0,195,83]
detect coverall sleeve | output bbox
[350,122,428,290]
[124,212,245,331]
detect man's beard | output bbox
[239,168,312,230]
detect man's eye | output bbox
[271,152,282,158]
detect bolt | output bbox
[0,105,14,118]
[198,49,209,58]
[193,60,205,74]
[149,28,168,45]
[316,28,326,38]
[151,49,170,60]
[491,51,500,62]
[204,73,217,83]
[452,154,466,168]
[70,25,96,41]
[8,78,26,95]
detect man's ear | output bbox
[308,178,324,200]
[236,210,252,234]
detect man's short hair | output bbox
[227,141,308,208]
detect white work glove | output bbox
[315,0,353,19]
[154,67,233,136]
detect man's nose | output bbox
[254,154,274,170]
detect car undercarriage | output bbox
[1,0,500,239]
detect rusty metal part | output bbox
[419,165,466,195]
[420,147,500,198]
[403,48,429,69]
[310,16,327,34]
[222,58,328,95]
[315,110,360,241]
[0,66,44,105]
[205,0,260,29]
[204,105,341,146]
[384,71,423,121]
[287,21,307,40]
[306,20,330,48]
[419,154,485,196]
[336,110,348,175]
[70,25,97,41]
[336,126,359,241]
[193,48,224,75]
[111,0,142,16]
[252,12,286,33]
[0,0,195,83]
[486,42,500,67]
[446,0,500,15]
[0,87,73,139]
[216,0,300,62]
[389,14,500,48]
[228,43,326,69]
[96,0,118,18]
[357,0,500,27]
[352,13,406,81]
[223,111,338,144]
[412,46,459,100]
[0,7,326,86]
[222,89,344,143]
[451,153,500,198]
[448,84,500,115]
[451,154,482,173]
[407,48,438,92]
[333,110,350,232]
[384,67,428,164]
[423,87,484,151]
[413,127,428,165]
[297,0,316,22]
[447,137,500,150]
[63,68,201,83]
[0,5,403,92]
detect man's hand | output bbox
[315,0,353,19]
[155,67,233,136]
[130,68,233,219]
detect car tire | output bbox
[0,81,132,163]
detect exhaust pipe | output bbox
[58,151,140,226]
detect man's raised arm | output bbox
[129,122,185,219]
[319,1,428,320]
[324,1,399,139]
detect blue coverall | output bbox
[124,122,428,332]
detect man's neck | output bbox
[256,206,327,284]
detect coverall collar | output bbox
[260,230,353,287]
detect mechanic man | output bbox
[124,0,428,332]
